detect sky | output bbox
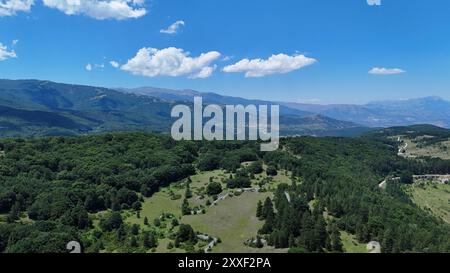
[1,0,450,104]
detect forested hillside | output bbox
[0,131,450,253]
[260,136,450,252]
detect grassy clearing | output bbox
[405,181,450,223]
[126,190,184,227]
[125,171,228,226]
[340,231,368,253]
[123,166,293,253]
[253,166,293,191]
[398,136,450,159]
[182,191,286,253]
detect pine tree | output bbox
[131,224,139,235]
[148,233,157,248]
[330,224,343,253]
[382,228,394,253]
[181,198,191,215]
[143,232,157,249]
[256,200,263,219]
[130,236,138,247]
[144,216,149,226]
[259,208,275,234]
[116,225,127,242]
[262,197,274,220]
[6,202,20,223]
[185,181,193,199]
[313,216,328,252]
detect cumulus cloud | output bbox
[110,60,119,68]
[0,0,34,16]
[160,20,185,34]
[369,67,406,75]
[223,53,316,78]
[367,0,381,6]
[42,0,147,20]
[0,43,17,60]
[85,63,92,71]
[121,47,221,79]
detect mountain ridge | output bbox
[119,86,450,129]
[0,79,367,138]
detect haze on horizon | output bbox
[1,0,449,104]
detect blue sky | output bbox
[1,0,450,104]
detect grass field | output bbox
[124,165,293,253]
[405,181,450,223]
[182,191,287,253]
[398,137,450,159]
[340,231,368,253]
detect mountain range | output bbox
[0,79,449,138]
[121,86,450,129]
[280,97,450,128]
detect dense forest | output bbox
[0,130,450,253]
[260,136,450,252]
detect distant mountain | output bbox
[280,97,450,128]
[121,87,450,129]
[0,79,176,137]
[0,79,367,138]
[118,87,312,117]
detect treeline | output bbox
[257,183,342,252]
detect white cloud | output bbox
[369,67,405,75]
[160,20,185,34]
[367,0,381,6]
[0,43,16,60]
[110,60,119,68]
[86,62,106,71]
[222,56,233,61]
[121,47,221,79]
[42,0,147,20]
[223,53,316,78]
[0,0,34,16]
[12,39,19,46]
